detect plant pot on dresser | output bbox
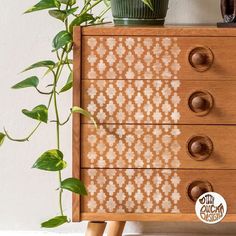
[73,25,236,236]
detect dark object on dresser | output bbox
[218,0,236,27]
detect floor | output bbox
[0,232,234,236]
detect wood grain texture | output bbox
[73,25,236,223]
[107,221,126,236]
[81,169,236,216]
[85,222,107,236]
[81,24,236,37]
[81,80,236,124]
[82,36,236,81]
[81,124,236,169]
[81,213,236,222]
[72,26,82,222]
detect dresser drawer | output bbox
[82,36,236,80]
[82,80,236,124]
[81,169,236,215]
[81,124,236,169]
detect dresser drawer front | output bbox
[82,36,236,80]
[82,80,236,124]
[81,124,236,169]
[81,169,236,214]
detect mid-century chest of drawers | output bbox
[73,25,236,234]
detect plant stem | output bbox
[4,92,54,142]
[82,0,103,14]
[52,47,68,217]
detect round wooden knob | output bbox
[189,47,214,71]
[190,186,207,201]
[191,52,207,66]
[188,91,214,116]
[190,141,205,155]
[191,96,207,111]
[187,136,213,161]
[187,180,213,202]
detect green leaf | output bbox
[142,0,154,11]
[43,59,72,78]
[0,133,6,146]
[69,13,95,33]
[61,178,87,195]
[41,216,68,228]
[22,105,48,123]
[58,0,76,6]
[52,31,72,52]
[23,60,55,73]
[33,149,67,171]
[66,7,78,15]
[71,106,97,129]
[12,76,39,89]
[103,0,111,7]
[49,10,67,22]
[24,0,60,14]
[60,72,73,93]
[49,7,78,22]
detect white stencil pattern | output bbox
[82,37,182,214]
[83,125,181,169]
[83,169,181,213]
[84,80,181,124]
[85,37,181,80]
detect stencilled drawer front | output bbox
[81,124,236,169]
[82,36,236,80]
[81,169,236,214]
[82,80,236,124]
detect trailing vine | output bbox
[0,0,154,229]
[0,0,110,228]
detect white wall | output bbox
[0,0,235,234]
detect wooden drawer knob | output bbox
[187,135,213,161]
[188,91,214,116]
[188,180,213,202]
[191,52,207,66]
[189,47,214,71]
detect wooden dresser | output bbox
[73,25,236,235]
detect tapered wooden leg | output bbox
[85,221,107,236]
[107,221,126,236]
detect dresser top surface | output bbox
[78,23,236,37]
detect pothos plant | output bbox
[0,0,111,228]
[0,0,154,229]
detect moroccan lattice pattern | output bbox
[83,37,181,80]
[83,79,181,124]
[82,169,181,213]
[82,125,181,169]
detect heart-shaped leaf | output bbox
[24,0,60,14]
[69,13,95,33]
[142,0,154,10]
[52,31,72,51]
[33,149,67,171]
[71,106,97,128]
[61,178,87,195]
[12,76,39,89]
[22,105,48,123]
[60,72,73,93]
[49,10,67,22]
[23,60,55,72]
[41,215,68,228]
[58,0,76,6]
[0,133,6,146]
